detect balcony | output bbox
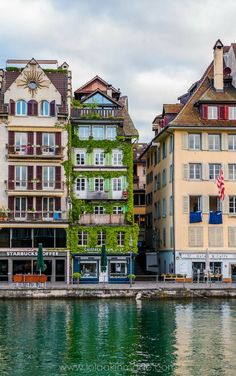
[86,191,109,200]
[6,180,65,194]
[76,190,127,200]
[78,214,125,225]
[71,108,123,119]
[1,211,68,222]
[6,145,64,159]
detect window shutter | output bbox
[202,196,209,213]
[27,132,34,155]
[183,196,189,213]
[223,163,228,180]
[182,132,188,150]
[188,227,203,247]
[224,105,229,120]
[27,166,33,190]
[27,197,33,211]
[89,178,94,191]
[228,227,236,247]
[208,227,223,247]
[9,99,15,115]
[218,105,225,120]
[202,132,208,150]
[27,101,33,116]
[33,101,38,116]
[36,166,42,190]
[8,197,14,211]
[55,167,61,189]
[202,164,208,180]
[202,105,208,119]
[183,164,189,180]
[54,197,61,211]
[104,178,110,191]
[50,100,56,116]
[36,132,42,155]
[222,196,229,214]
[8,131,15,153]
[55,132,61,155]
[221,133,228,151]
[8,165,14,189]
[36,197,42,212]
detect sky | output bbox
[1,0,236,141]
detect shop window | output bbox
[110,262,127,278]
[0,229,10,248]
[12,228,32,248]
[34,228,54,248]
[80,262,97,278]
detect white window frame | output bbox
[93,126,104,140]
[188,134,201,150]
[189,163,202,180]
[229,107,236,120]
[15,166,27,189]
[79,126,90,140]
[42,197,54,219]
[76,151,86,165]
[78,231,88,246]
[117,232,125,246]
[228,135,236,151]
[15,197,27,219]
[229,196,236,214]
[42,133,55,155]
[16,100,27,116]
[94,151,105,166]
[112,151,123,166]
[94,206,104,214]
[229,164,236,180]
[208,106,218,120]
[15,132,27,154]
[43,166,55,189]
[97,230,106,246]
[209,164,221,180]
[112,178,122,191]
[76,178,86,191]
[113,206,123,214]
[106,126,117,140]
[94,178,104,192]
[40,100,49,116]
[208,134,221,150]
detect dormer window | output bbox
[40,100,49,116]
[16,100,27,116]
[208,106,218,119]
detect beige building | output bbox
[143,40,236,281]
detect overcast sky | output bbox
[1,0,236,141]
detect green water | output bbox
[0,300,236,376]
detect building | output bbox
[68,76,139,282]
[0,58,71,282]
[142,40,236,282]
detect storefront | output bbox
[0,249,69,283]
[72,253,133,283]
[175,251,236,282]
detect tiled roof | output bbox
[163,103,184,114]
[198,84,236,102]
[120,107,139,137]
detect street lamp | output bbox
[129,235,133,288]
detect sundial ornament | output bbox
[17,62,49,97]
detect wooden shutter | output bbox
[202,196,209,214]
[202,164,208,180]
[208,227,223,247]
[27,101,33,116]
[202,132,208,150]
[27,197,33,210]
[202,105,208,119]
[8,197,14,211]
[183,164,189,180]
[8,165,14,189]
[8,131,15,154]
[36,166,42,190]
[221,133,228,151]
[182,132,188,150]
[36,197,42,211]
[183,196,189,213]
[50,100,55,116]
[223,163,228,180]
[9,99,15,115]
[32,101,38,116]
[54,197,61,211]
[27,132,34,155]
[224,105,229,120]
[55,132,61,155]
[36,132,42,155]
[55,166,61,189]
[222,196,229,214]
[218,105,225,120]
[188,227,203,247]
[228,227,236,247]
[27,166,33,190]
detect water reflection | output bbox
[0,300,236,375]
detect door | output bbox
[55,259,65,282]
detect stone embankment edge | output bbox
[1,288,236,299]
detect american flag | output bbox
[216,168,225,201]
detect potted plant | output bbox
[0,208,8,221]
[72,272,82,284]
[128,274,136,283]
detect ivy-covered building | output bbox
[68,76,139,282]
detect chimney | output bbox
[107,84,112,98]
[213,39,224,91]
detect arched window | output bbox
[27,100,38,116]
[16,100,27,116]
[40,100,49,116]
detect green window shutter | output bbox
[123,204,128,213]
[88,152,93,165]
[104,178,110,191]
[122,177,127,190]
[105,153,111,165]
[89,178,94,191]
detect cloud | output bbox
[1,0,236,140]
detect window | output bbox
[208,134,221,150]
[169,135,173,153]
[157,200,161,219]
[42,197,54,219]
[97,230,106,245]
[162,198,166,218]
[94,206,104,214]
[169,196,173,215]
[76,152,85,165]
[43,167,55,188]
[93,126,104,140]
[110,262,127,278]
[162,169,167,187]
[209,196,221,212]
[16,100,27,116]
[107,126,117,140]
[189,163,202,180]
[112,151,123,165]
[157,148,161,163]
[208,106,218,120]
[94,151,105,165]
[79,126,90,140]
[15,197,27,219]
[229,107,236,120]
[229,196,236,214]
[190,196,202,212]
[112,178,122,191]
[15,132,27,154]
[228,135,236,150]
[94,178,104,191]
[162,141,167,159]
[228,227,236,247]
[163,228,166,247]
[78,231,88,246]
[188,227,203,247]
[76,178,86,191]
[40,101,49,116]
[229,164,236,180]
[117,232,125,246]
[169,164,173,183]
[157,173,161,190]
[209,164,221,180]
[113,206,123,214]
[208,227,223,247]
[80,262,97,278]
[42,133,55,154]
[15,166,27,188]
[188,134,201,150]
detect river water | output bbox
[0,299,235,376]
